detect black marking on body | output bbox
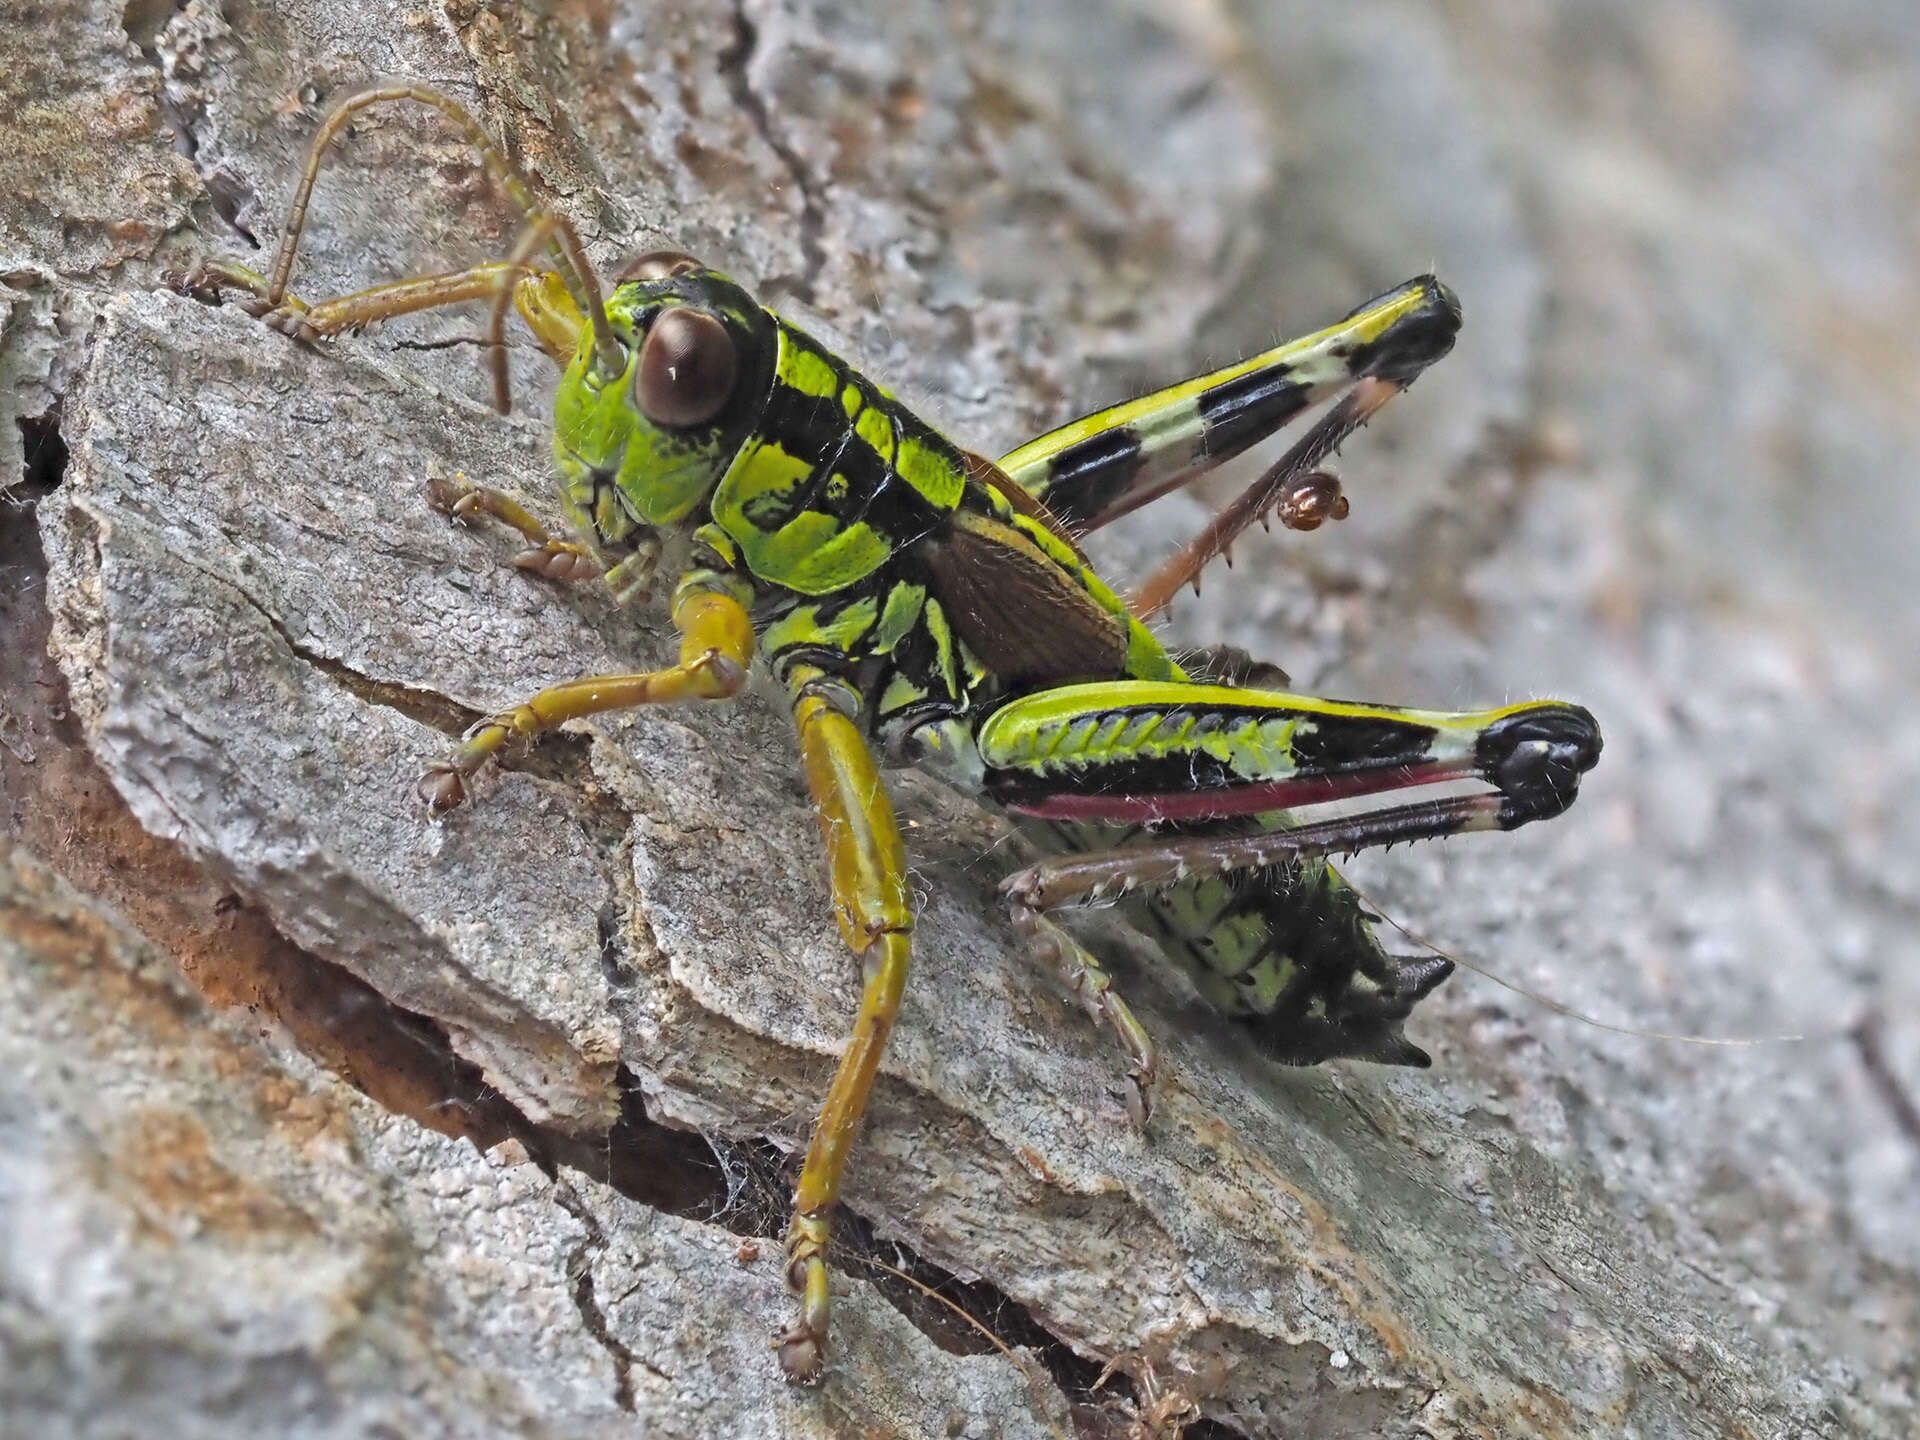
[1162,855,1440,1064]
[1195,366,1315,459]
[752,322,963,552]
[1041,427,1145,526]
[587,465,643,546]
[984,706,1245,809]
[1287,715,1437,774]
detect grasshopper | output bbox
[177,87,1602,1383]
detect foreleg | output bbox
[417,587,752,814]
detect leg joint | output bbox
[686,648,747,699]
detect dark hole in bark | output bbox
[14,412,69,497]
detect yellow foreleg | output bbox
[418,587,752,814]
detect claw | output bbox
[1006,900,1161,1127]
[425,471,477,518]
[417,764,468,817]
[778,1216,833,1385]
[514,541,601,582]
[166,258,272,310]
[167,264,215,300]
[775,1327,825,1386]
[424,476,600,583]
[260,306,320,343]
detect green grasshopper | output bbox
[178,87,1601,1384]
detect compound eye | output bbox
[619,249,704,283]
[634,308,737,427]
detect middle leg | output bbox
[1007,899,1160,1127]
[776,667,915,1384]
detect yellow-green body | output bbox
[535,264,1589,1063]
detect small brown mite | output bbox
[1274,471,1348,531]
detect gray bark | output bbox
[3,1,1916,1436]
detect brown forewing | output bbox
[917,509,1128,687]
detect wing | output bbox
[916,508,1129,687]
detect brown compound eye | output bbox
[634,308,737,427]
[618,249,704,283]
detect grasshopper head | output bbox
[551,251,776,533]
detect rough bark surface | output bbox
[4,1,1917,1437]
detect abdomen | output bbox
[1036,816,1453,1068]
